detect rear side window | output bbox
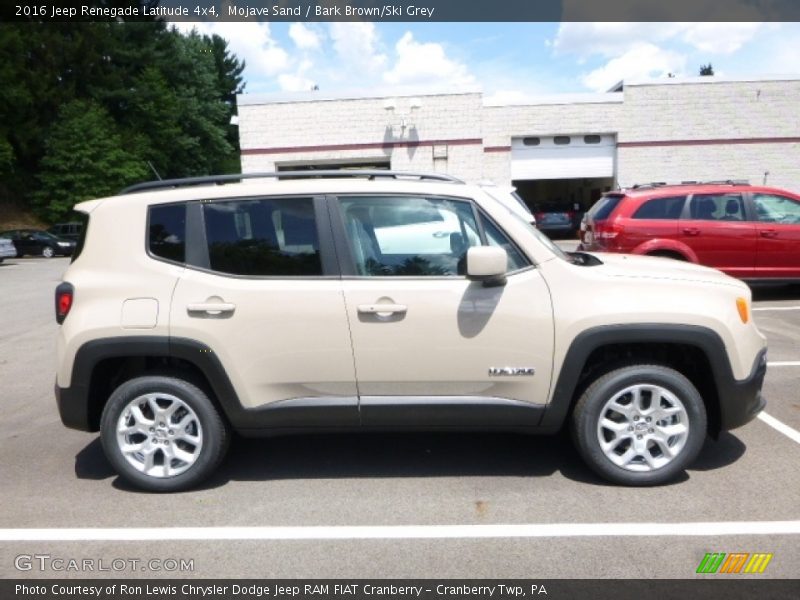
[588,195,623,220]
[203,197,321,276]
[148,204,186,263]
[632,196,686,220]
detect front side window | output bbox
[203,197,321,276]
[148,204,186,263]
[632,196,686,220]
[340,196,480,276]
[481,216,529,271]
[753,193,800,224]
[688,194,744,221]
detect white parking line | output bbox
[758,412,800,445]
[2,521,800,542]
[752,306,800,311]
[768,361,800,367]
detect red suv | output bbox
[578,181,800,281]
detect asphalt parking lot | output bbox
[1,255,799,580]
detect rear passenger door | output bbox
[680,193,756,278]
[167,196,358,424]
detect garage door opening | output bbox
[513,177,615,237]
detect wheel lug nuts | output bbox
[637,434,643,439]
[649,428,654,433]
[646,417,651,422]
[149,427,154,432]
[159,422,165,427]
[633,416,639,421]
[168,430,174,435]
[628,426,634,432]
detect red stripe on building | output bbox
[241,138,484,155]
[483,146,512,153]
[619,136,800,148]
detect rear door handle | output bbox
[187,302,236,316]
[760,229,778,238]
[357,303,407,315]
[682,228,700,236]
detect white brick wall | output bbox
[237,78,800,193]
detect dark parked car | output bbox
[0,229,76,258]
[48,222,83,241]
[533,202,580,237]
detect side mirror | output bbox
[466,246,508,287]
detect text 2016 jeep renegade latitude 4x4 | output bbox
[55,171,767,491]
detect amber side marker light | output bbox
[736,297,749,324]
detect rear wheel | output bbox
[100,375,229,492]
[571,363,707,486]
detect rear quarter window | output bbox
[632,196,687,219]
[148,204,186,263]
[588,195,623,220]
[69,213,90,263]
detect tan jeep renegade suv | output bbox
[54,171,767,491]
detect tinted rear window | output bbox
[632,196,686,220]
[588,195,623,220]
[148,204,186,263]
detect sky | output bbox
[170,22,800,102]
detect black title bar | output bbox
[4,0,800,22]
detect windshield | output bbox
[34,231,59,240]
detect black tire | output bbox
[571,363,707,486]
[100,375,229,492]
[648,251,687,261]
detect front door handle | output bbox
[357,303,408,315]
[187,302,236,316]
[682,228,700,236]
[760,229,778,238]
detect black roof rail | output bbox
[630,179,750,190]
[120,170,464,194]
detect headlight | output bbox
[57,242,70,247]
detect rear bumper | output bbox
[718,348,767,431]
[55,380,94,431]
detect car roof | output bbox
[618,183,796,198]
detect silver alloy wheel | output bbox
[116,393,203,478]
[42,246,54,258]
[596,383,689,472]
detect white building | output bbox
[237,75,800,210]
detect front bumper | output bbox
[718,348,767,431]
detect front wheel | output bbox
[42,246,55,258]
[571,364,707,486]
[100,375,229,492]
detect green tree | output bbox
[34,100,147,221]
[699,63,714,76]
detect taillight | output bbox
[55,282,74,324]
[535,212,545,222]
[595,222,623,240]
